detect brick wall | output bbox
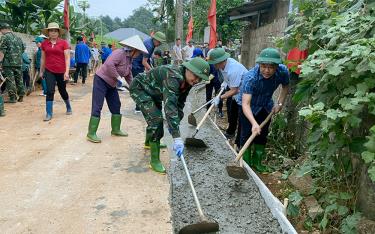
[241,18,288,68]
[241,0,290,68]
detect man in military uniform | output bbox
[0,23,25,103]
[129,57,210,174]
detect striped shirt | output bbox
[238,64,289,115]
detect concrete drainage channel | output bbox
[167,86,297,234]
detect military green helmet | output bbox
[0,22,10,30]
[182,57,210,81]
[152,31,166,43]
[256,48,282,64]
[207,48,230,65]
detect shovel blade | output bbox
[185,138,207,148]
[226,162,249,180]
[179,220,219,234]
[188,114,197,126]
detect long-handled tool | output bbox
[208,116,248,179]
[179,154,219,234]
[187,98,214,126]
[0,72,6,87]
[185,88,225,148]
[226,111,273,180]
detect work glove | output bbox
[213,96,221,107]
[173,137,184,157]
[117,76,127,87]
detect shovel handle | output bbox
[234,111,274,162]
[192,98,214,115]
[180,154,206,220]
[195,88,225,131]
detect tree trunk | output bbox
[175,0,183,40]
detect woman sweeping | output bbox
[40,22,72,121]
[86,35,148,143]
[129,57,210,174]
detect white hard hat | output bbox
[119,35,148,54]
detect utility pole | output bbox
[175,0,183,40]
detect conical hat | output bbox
[119,35,148,54]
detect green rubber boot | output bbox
[0,95,5,117]
[149,141,166,174]
[87,116,101,143]
[253,144,272,174]
[242,147,254,167]
[144,128,167,149]
[5,96,16,103]
[111,114,128,137]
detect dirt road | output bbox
[0,78,172,233]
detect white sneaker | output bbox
[39,93,46,97]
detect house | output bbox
[228,0,291,67]
[105,28,151,41]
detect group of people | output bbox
[0,21,290,175]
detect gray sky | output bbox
[83,0,149,19]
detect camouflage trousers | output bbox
[129,79,164,142]
[3,66,25,99]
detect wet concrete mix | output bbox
[168,88,282,234]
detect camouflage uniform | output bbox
[0,31,25,100]
[130,65,191,142]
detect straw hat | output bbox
[42,22,65,36]
[119,35,148,54]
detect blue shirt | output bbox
[238,64,289,115]
[132,38,155,72]
[101,47,112,61]
[75,42,91,64]
[70,57,75,68]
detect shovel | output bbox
[226,111,274,180]
[187,98,214,126]
[185,88,225,148]
[179,154,219,234]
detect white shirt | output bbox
[91,48,99,61]
[182,45,195,61]
[172,44,183,61]
[220,58,248,99]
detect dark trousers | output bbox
[91,74,121,117]
[74,63,88,83]
[226,97,239,135]
[22,70,30,88]
[235,104,242,146]
[205,76,223,111]
[45,69,69,102]
[240,108,271,148]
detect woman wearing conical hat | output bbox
[86,35,148,143]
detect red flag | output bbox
[287,48,308,75]
[63,0,69,31]
[207,0,216,49]
[186,16,193,44]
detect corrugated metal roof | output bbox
[228,0,274,21]
[105,28,151,41]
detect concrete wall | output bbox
[241,0,289,68]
